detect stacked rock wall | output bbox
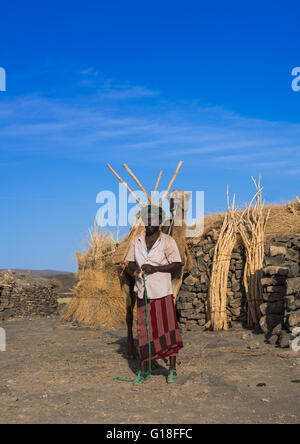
[260,236,300,347]
[177,229,247,331]
[177,232,300,345]
[0,273,59,321]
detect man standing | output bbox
[125,205,184,384]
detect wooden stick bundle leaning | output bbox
[120,170,163,265]
[206,189,236,331]
[107,162,183,263]
[111,162,179,256]
[235,175,270,329]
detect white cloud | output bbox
[78,71,158,99]
[0,86,300,175]
[80,67,99,76]
[99,85,159,100]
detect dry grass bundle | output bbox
[79,220,116,269]
[0,269,15,286]
[206,190,236,331]
[65,264,125,328]
[64,222,126,328]
[235,176,270,329]
[187,198,300,247]
[264,200,300,238]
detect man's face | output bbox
[145,212,161,235]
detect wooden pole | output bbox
[236,178,269,328]
[151,170,163,203]
[159,161,183,205]
[123,163,152,203]
[207,191,236,331]
[107,163,143,206]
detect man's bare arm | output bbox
[141,262,182,274]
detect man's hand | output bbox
[141,264,157,275]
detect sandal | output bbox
[133,371,150,385]
[167,369,178,383]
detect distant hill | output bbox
[0,269,76,296]
[0,269,74,277]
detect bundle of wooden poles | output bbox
[107,161,183,265]
[235,175,270,329]
[207,176,269,331]
[206,189,236,330]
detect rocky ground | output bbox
[0,317,300,424]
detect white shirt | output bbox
[125,231,182,300]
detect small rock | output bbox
[259,314,283,335]
[287,311,300,328]
[270,246,287,257]
[260,302,284,316]
[286,277,300,295]
[272,323,282,336]
[247,342,260,350]
[183,275,198,286]
[268,335,278,346]
[278,330,291,348]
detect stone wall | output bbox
[177,229,247,331]
[177,232,300,346]
[260,236,300,347]
[0,273,59,321]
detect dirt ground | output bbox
[0,317,300,424]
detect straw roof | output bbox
[188,199,300,246]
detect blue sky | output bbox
[1,0,300,271]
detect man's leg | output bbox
[168,356,178,383]
[169,356,176,372]
[126,304,135,356]
[141,360,149,375]
[126,286,138,358]
[132,360,150,384]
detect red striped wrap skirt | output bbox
[136,294,184,363]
